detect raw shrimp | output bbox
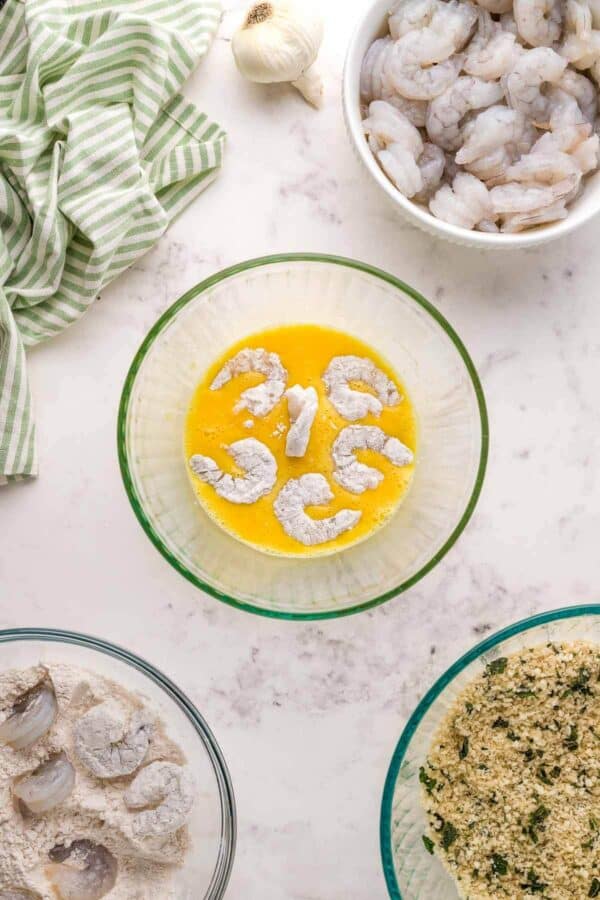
[533,117,591,153]
[363,101,424,155]
[513,0,563,47]
[426,76,504,150]
[501,199,569,230]
[505,149,582,186]
[500,11,521,37]
[360,37,391,103]
[414,142,446,200]
[364,103,425,197]
[384,30,462,100]
[465,146,516,184]
[565,0,593,39]
[428,0,479,52]
[362,47,429,124]
[504,47,567,123]
[557,68,597,121]
[429,171,493,227]
[383,95,429,127]
[389,0,439,39]
[490,178,577,214]
[571,132,600,171]
[377,144,423,197]
[474,0,512,12]
[464,13,519,80]
[455,106,534,165]
[560,30,600,68]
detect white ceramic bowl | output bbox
[343,0,600,249]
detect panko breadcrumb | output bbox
[421,642,600,899]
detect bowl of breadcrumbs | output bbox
[381,605,600,900]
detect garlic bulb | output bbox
[232,2,325,108]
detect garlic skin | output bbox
[232,2,325,108]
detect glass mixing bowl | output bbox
[0,628,235,899]
[381,605,600,899]
[118,254,488,619]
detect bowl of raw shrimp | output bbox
[343,0,600,248]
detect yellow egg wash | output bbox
[184,324,417,557]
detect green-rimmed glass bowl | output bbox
[118,254,488,619]
[0,628,235,899]
[381,605,600,899]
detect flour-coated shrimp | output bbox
[456,105,535,165]
[464,12,519,80]
[426,76,503,151]
[389,0,440,38]
[429,171,493,227]
[513,0,563,47]
[385,31,462,99]
[504,47,567,124]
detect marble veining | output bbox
[2,1,600,897]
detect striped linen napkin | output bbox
[0,0,226,483]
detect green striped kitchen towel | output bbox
[0,0,226,484]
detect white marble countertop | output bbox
[3,2,600,897]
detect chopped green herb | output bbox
[492,717,509,729]
[422,835,434,856]
[459,737,469,760]
[521,870,547,894]
[419,767,437,795]
[465,702,474,714]
[491,853,508,876]
[537,767,552,785]
[486,658,508,676]
[565,724,579,751]
[591,816,600,832]
[441,821,458,851]
[507,730,520,741]
[515,689,537,698]
[570,667,593,696]
[589,878,600,898]
[527,805,550,843]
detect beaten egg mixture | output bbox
[184,324,417,556]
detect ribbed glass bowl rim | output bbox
[117,252,489,621]
[0,627,236,899]
[380,603,600,899]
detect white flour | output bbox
[0,664,193,899]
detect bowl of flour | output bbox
[0,629,235,900]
